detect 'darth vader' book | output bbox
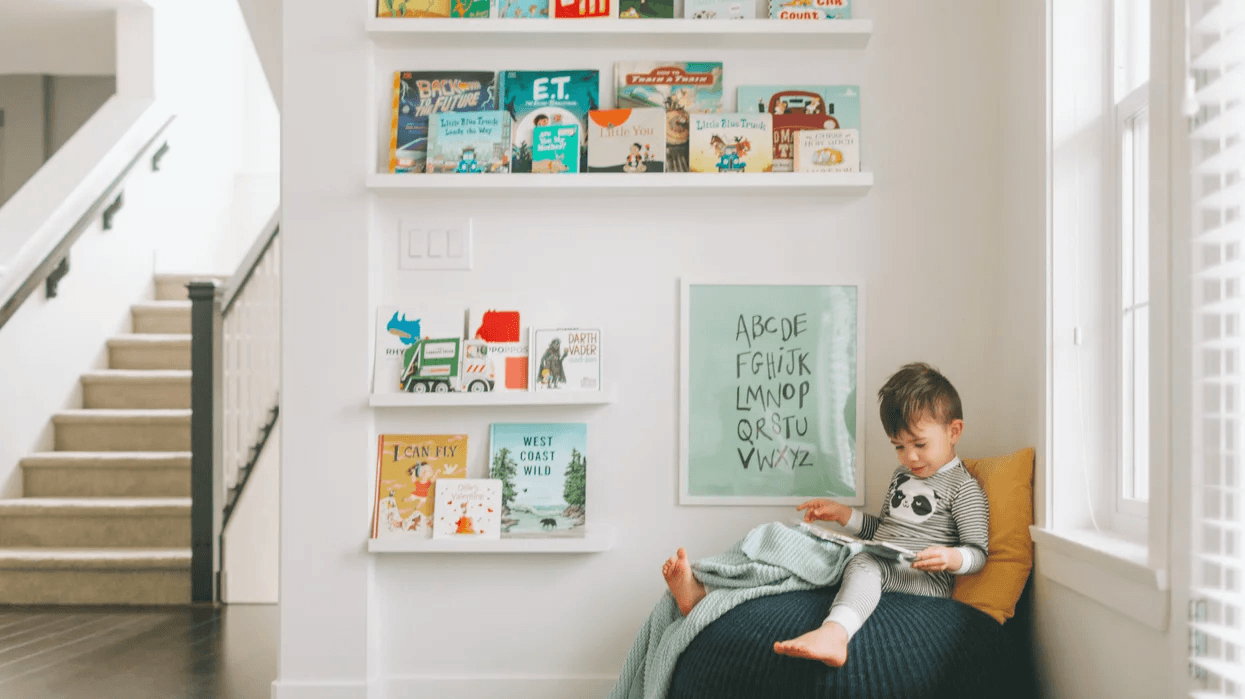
[530,328,601,391]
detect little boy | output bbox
[662,362,989,667]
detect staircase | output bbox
[0,274,221,605]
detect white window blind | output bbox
[1189,0,1245,695]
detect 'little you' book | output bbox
[587,108,665,173]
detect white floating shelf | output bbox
[368,526,615,553]
[366,18,872,49]
[369,384,617,407]
[367,171,873,196]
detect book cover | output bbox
[531,123,582,173]
[554,0,611,17]
[377,0,452,16]
[788,520,915,561]
[737,85,860,171]
[615,62,723,173]
[684,0,754,18]
[467,307,529,390]
[451,0,491,16]
[400,337,498,393]
[500,70,600,173]
[619,0,673,18]
[531,328,601,391]
[372,434,468,539]
[433,479,503,539]
[689,113,773,173]
[794,128,860,172]
[769,0,850,19]
[387,71,497,174]
[373,307,466,393]
[587,108,666,173]
[489,423,588,537]
[491,0,549,17]
[426,110,512,173]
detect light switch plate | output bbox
[398,218,473,270]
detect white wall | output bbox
[223,421,280,604]
[279,1,1054,697]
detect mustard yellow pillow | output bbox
[953,448,1035,624]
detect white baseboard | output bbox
[270,679,369,699]
[381,675,617,699]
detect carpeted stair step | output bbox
[20,452,191,498]
[107,334,191,371]
[81,370,191,410]
[0,548,191,605]
[0,498,191,548]
[53,409,191,452]
[131,301,192,334]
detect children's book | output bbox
[615,62,723,173]
[492,0,549,17]
[794,128,859,172]
[769,0,849,19]
[554,0,611,17]
[619,0,673,17]
[450,0,491,15]
[684,0,753,18]
[387,71,497,174]
[530,328,601,391]
[737,85,860,171]
[377,0,451,17]
[500,70,600,173]
[467,307,529,390]
[426,111,511,174]
[532,123,582,173]
[587,108,666,173]
[433,479,503,539]
[372,434,468,539]
[489,423,588,538]
[787,520,916,561]
[373,307,467,393]
[689,113,773,173]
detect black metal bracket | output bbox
[102,193,124,231]
[45,256,69,299]
[152,142,170,171]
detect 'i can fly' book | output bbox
[489,423,588,538]
[587,108,666,173]
[372,434,468,539]
[615,62,723,173]
[387,71,497,174]
[500,70,600,173]
[689,113,773,173]
[426,111,511,173]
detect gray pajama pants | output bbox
[824,552,954,639]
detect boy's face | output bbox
[889,414,963,479]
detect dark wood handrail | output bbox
[0,114,176,332]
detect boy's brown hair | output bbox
[877,362,963,437]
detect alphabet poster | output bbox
[680,282,864,505]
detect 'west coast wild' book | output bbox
[489,423,588,538]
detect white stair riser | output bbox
[83,381,191,409]
[55,422,190,452]
[24,467,190,498]
[132,309,191,334]
[0,514,189,548]
[109,344,191,371]
[155,279,191,301]
[0,569,189,605]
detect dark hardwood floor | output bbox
[0,604,277,699]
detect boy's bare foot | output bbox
[661,548,706,616]
[772,622,849,667]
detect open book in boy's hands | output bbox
[788,519,917,562]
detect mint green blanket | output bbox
[608,522,854,699]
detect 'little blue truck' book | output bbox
[426,111,511,173]
[500,70,600,173]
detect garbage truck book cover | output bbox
[372,434,468,539]
[372,307,466,394]
[387,71,497,174]
[489,423,588,538]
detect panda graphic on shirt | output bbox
[888,473,942,525]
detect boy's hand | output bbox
[912,547,962,572]
[796,499,851,526]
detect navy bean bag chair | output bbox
[668,583,1035,699]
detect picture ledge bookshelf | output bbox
[369,384,618,407]
[367,525,616,553]
[367,172,874,195]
